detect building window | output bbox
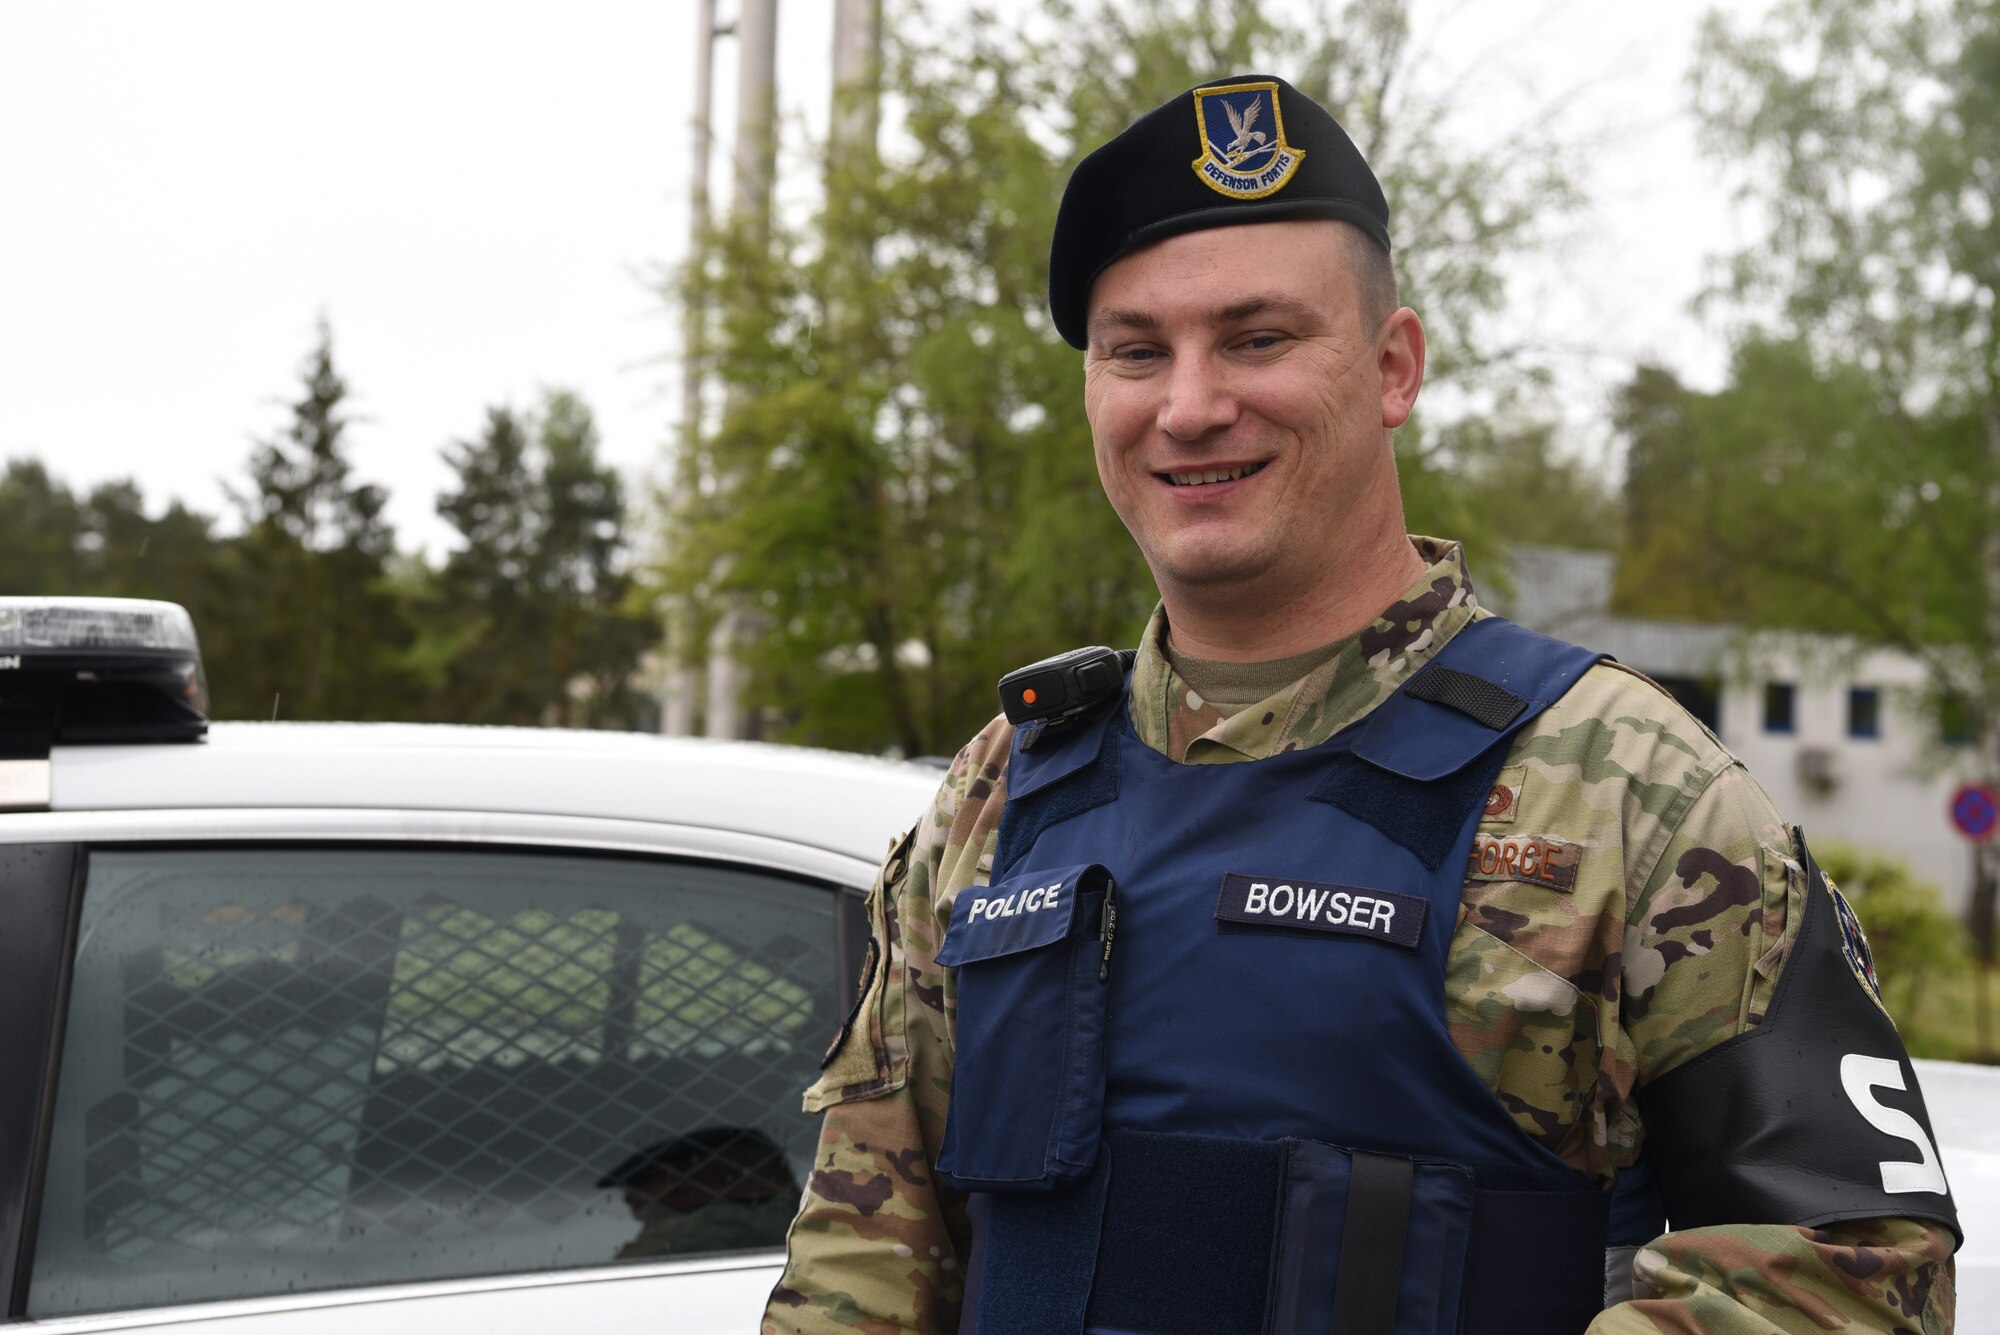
[1649,674,1720,733]
[1847,687,1881,739]
[1763,682,1796,734]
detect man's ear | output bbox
[1378,308,1425,429]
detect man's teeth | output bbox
[1165,461,1267,487]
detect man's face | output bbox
[1082,220,1410,601]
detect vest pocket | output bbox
[935,863,1115,1192]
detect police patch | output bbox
[1825,873,1890,1018]
[1190,81,1305,200]
[1215,873,1425,949]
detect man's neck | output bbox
[1158,531,1429,663]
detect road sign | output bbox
[1951,783,2000,842]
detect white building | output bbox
[1488,547,1985,913]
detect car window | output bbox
[29,846,840,1318]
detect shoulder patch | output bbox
[1825,873,1890,1019]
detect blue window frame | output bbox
[1847,687,1881,739]
[1763,682,1796,735]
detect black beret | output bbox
[1048,74,1391,349]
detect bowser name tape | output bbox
[1214,873,1426,950]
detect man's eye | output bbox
[1238,334,1284,351]
[1115,347,1161,364]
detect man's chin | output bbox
[1149,550,1278,595]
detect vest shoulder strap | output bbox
[1349,617,1604,782]
[1311,618,1605,868]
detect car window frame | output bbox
[0,809,880,1325]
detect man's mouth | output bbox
[1160,461,1269,487]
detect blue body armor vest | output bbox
[935,618,1661,1335]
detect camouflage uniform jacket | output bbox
[766,538,1956,1334]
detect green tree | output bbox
[0,461,88,594]
[1645,0,2000,953]
[433,392,657,728]
[663,0,1592,756]
[537,391,657,729]
[75,480,231,621]
[0,463,238,662]
[221,319,418,721]
[431,406,545,724]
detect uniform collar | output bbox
[1127,536,1484,763]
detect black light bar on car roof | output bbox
[0,598,209,806]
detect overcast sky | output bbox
[0,1,1758,559]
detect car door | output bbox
[0,810,873,1332]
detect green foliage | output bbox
[0,325,657,731]
[1693,0,2000,411]
[1413,416,1620,597]
[1816,842,1978,1059]
[664,0,1596,755]
[431,392,660,728]
[1613,344,1991,649]
[1626,0,2000,952]
[218,320,421,722]
[1654,0,2000,704]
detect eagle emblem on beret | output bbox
[1190,80,1305,199]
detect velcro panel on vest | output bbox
[1638,833,1961,1241]
[1309,742,1509,870]
[1083,1130,1285,1334]
[1458,1186,1611,1330]
[995,711,1122,877]
[973,1155,1112,1335]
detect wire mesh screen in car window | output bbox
[30,847,839,1317]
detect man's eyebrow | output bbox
[1211,294,1320,325]
[1089,307,1162,335]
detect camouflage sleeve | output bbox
[763,720,1013,1335]
[1591,748,1957,1333]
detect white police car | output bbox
[0,598,938,1333]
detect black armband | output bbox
[1638,833,1960,1243]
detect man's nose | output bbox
[1157,354,1239,443]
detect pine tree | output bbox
[222,319,416,721]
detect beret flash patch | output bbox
[1191,81,1304,199]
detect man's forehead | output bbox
[1088,292,1327,337]
[1085,221,1351,337]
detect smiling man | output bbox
[766,76,1959,1335]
